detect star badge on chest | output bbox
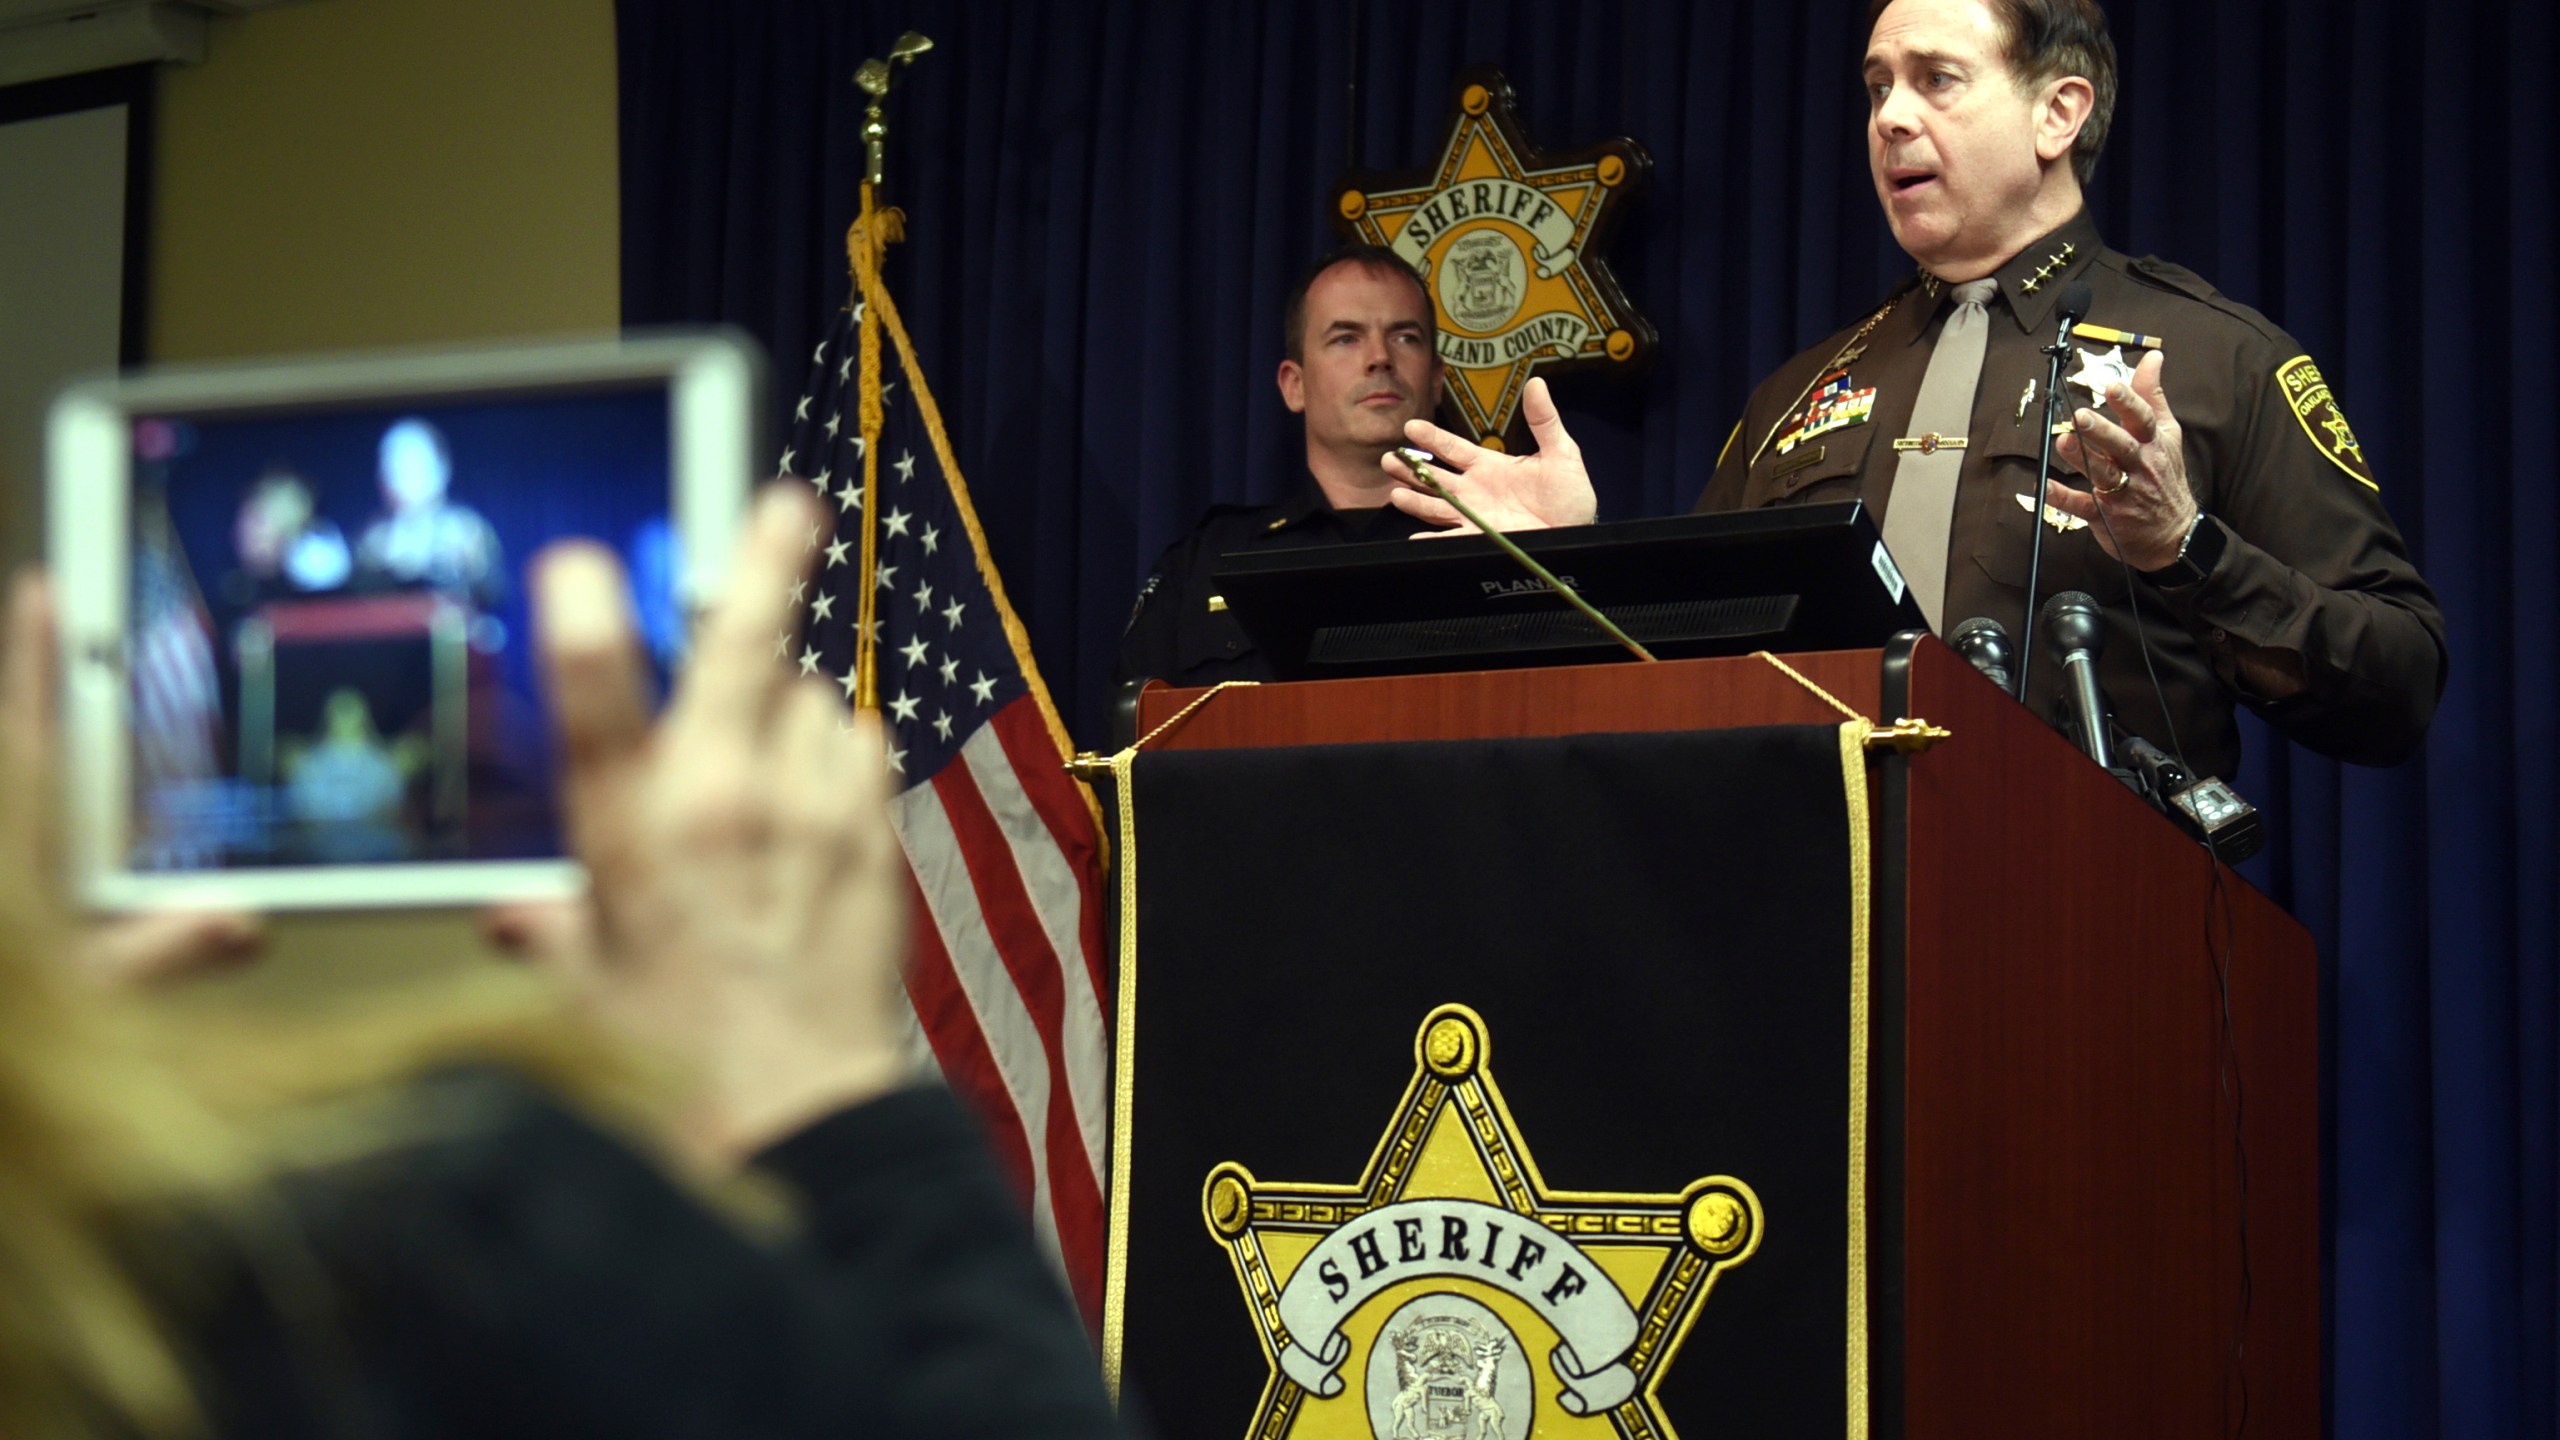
[2067,343,2140,404]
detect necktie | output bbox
[1881,278,1998,631]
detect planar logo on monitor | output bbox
[1334,69,1655,454]
[1201,1005,1759,1440]
[1479,575,1578,600]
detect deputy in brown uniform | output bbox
[1116,246,1445,690]
[1384,0,2443,780]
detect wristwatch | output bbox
[2138,512,2225,588]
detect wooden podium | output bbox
[1132,634,2315,1439]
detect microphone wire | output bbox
[2091,501,2252,1439]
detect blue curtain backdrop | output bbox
[615,2,2556,1433]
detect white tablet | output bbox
[47,332,763,911]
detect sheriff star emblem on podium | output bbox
[1202,1005,1760,1440]
[1334,69,1656,452]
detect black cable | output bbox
[2094,503,2251,1437]
[2015,327,2080,704]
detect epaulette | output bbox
[2120,254,2289,347]
[2123,254,2221,304]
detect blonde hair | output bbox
[0,867,680,1439]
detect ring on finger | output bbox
[2092,465,2130,495]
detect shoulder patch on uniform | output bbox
[2275,355,2378,492]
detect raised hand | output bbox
[0,571,263,986]
[525,487,911,1164]
[1382,377,1599,535]
[2047,349,2199,572]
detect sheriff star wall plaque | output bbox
[1334,69,1655,452]
[1202,1005,1760,1440]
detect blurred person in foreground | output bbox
[0,487,1122,1440]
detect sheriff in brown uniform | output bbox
[1387,0,2444,780]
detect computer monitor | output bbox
[1211,501,1926,680]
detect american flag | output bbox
[131,493,224,795]
[779,266,1111,1330]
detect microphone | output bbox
[2054,280,2095,339]
[2012,280,2096,704]
[1947,615,2015,693]
[2037,590,2113,768]
[2116,726,2267,862]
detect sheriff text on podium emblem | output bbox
[1202,1005,1759,1440]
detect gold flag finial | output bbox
[854,31,934,185]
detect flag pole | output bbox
[845,32,934,710]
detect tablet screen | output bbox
[126,384,675,871]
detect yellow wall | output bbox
[153,0,619,361]
[145,0,619,994]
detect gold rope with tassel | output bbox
[1750,650,1951,754]
[847,190,1106,842]
[845,185,906,710]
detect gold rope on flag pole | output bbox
[862,265,1109,842]
[842,33,927,711]
[846,186,904,710]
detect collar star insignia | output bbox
[1333,68,1655,452]
[2066,342,2139,402]
[2018,239,2078,295]
[1202,1006,1760,1440]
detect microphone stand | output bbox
[2015,288,2087,705]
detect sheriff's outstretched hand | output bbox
[1383,377,1599,535]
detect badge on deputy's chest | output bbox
[1775,368,1875,455]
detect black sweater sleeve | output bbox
[197,1072,1121,1440]
[754,1085,1124,1440]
